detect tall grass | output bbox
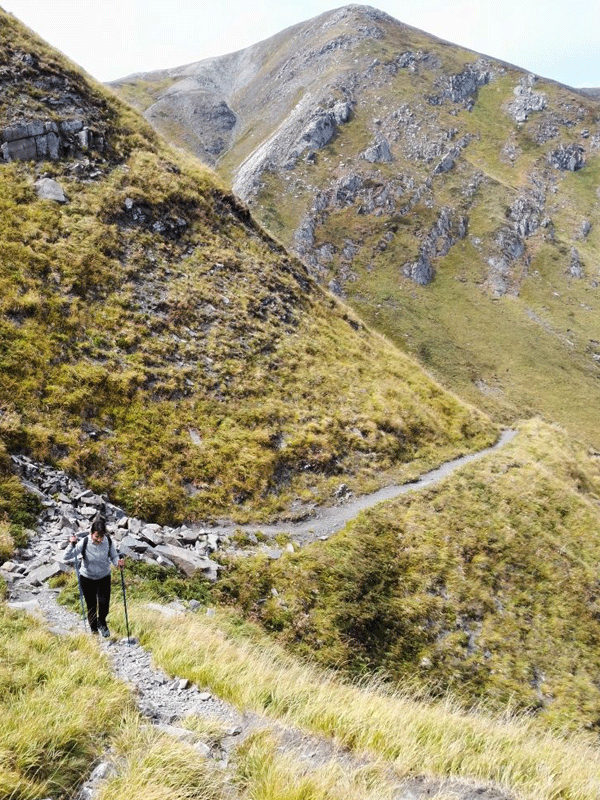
[233,729,407,800]
[127,604,600,800]
[0,603,131,799]
[97,714,225,800]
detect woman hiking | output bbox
[65,514,124,637]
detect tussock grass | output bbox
[234,729,403,800]
[98,714,225,800]
[216,419,600,729]
[125,602,600,800]
[0,520,12,563]
[0,603,131,799]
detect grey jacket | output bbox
[64,536,119,580]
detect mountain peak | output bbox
[112,5,600,447]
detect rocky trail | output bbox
[2,431,518,800]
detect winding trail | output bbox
[4,428,519,800]
[207,429,517,546]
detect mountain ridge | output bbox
[111,3,600,448]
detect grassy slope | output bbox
[271,53,600,444]
[216,418,600,731]
[108,601,600,800]
[0,9,495,526]
[14,575,600,800]
[155,11,599,447]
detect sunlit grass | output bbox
[97,714,225,800]
[124,601,600,800]
[0,603,131,799]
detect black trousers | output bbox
[79,573,111,631]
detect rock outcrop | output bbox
[5,455,222,585]
[548,143,586,171]
[506,74,547,122]
[0,118,104,163]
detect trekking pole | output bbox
[120,565,132,644]
[72,550,88,632]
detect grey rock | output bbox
[403,206,467,285]
[433,151,455,174]
[3,121,45,141]
[2,137,37,161]
[7,599,44,618]
[569,248,585,278]
[121,535,149,552]
[509,195,543,238]
[177,527,200,545]
[155,544,219,578]
[579,219,592,239]
[428,59,493,107]
[507,76,547,122]
[128,518,142,535]
[27,562,66,586]
[362,139,392,163]
[145,601,185,618]
[59,119,84,134]
[403,255,434,285]
[548,143,585,171]
[262,546,282,560]
[89,761,112,782]
[155,723,197,742]
[34,178,67,203]
[194,741,212,757]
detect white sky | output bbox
[1,0,599,88]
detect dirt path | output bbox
[209,429,517,546]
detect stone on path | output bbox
[27,562,66,586]
[7,599,44,619]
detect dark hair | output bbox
[91,514,106,536]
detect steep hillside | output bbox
[217,419,600,731]
[0,9,495,528]
[112,4,600,445]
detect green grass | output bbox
[0,603,131,799]
[215,419,600,731]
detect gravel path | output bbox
[207,429,517,546]
[4,431,518,800]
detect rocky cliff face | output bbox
[112,4,600,444]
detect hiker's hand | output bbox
[118,558,125,568]
[70,536,77,546]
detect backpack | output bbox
[80,533,113,560]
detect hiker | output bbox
[65,515,124,637]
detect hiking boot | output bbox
[99,624,110,638]
[90,628,99,635]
